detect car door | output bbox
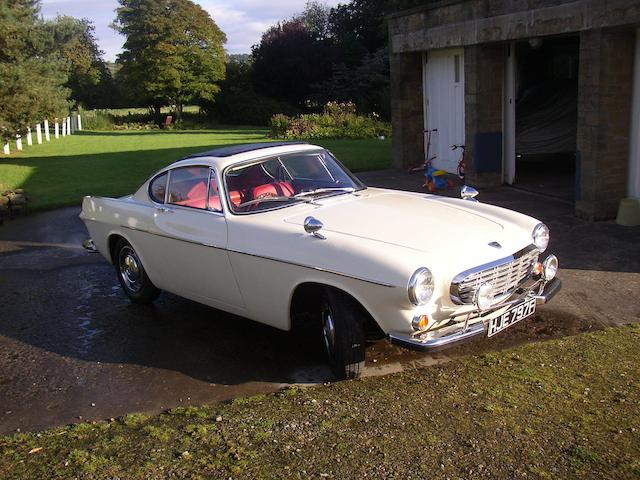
[144,165,244,310]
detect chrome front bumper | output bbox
[388,277,561,352]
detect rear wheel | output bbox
[320,288,366,380]
[115,239,160,304]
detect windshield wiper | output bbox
[293,187,355,199]
[236,196,313,209]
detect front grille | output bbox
[451,247,539,305]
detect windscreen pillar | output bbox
[390,51,424,170]
[464,43,504,188]
[576,28,634,220]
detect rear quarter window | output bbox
[149,172,168,203]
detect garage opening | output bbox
[513,36,579,202]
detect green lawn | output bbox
[0,127,392,211]
[1,325,639,479]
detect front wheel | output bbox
[320,288,366,380]
[115,239,160,304]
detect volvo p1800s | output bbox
[81,142,561,379]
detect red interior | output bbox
[172,179,244,210]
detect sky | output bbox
[40,0,342,62]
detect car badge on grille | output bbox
[488,241,502,249]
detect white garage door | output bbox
[423,48,465,174]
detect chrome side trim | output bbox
[118,225,395,288]
[450,244,538,304]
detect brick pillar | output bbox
[390,52,424,169]
[464,43,504,187]
[577,28,634,220]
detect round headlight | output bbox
[475,282,494,311]
[532,223,550,252]
[542,255,558,281]
[408,268,434,306]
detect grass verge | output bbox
[1,325,639,479]
[0,128,392,211]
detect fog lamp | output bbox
[411,314,430,331]
[475,282,494,311]
[542,255,558,281]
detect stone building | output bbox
[388,0,640,220]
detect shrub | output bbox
[270,114,290,138]
[269,101,391,140]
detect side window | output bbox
[207,173,222,212]
[149,172,167,203]
[167,167,210,210]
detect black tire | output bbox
[114,239,160,305]
[320,287,366,380]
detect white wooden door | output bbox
[424,48,465,174]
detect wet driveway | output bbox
[1,172,639,434]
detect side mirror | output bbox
[461,185,479,202]
[304,216,326,239]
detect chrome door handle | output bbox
[156,206,174,213]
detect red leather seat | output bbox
[252,182,295,200]
[175,181,207,209]
[228,190,242,207]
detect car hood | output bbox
[284,188,534,256]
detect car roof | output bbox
[183,141,310,159]
[166,142,324,171]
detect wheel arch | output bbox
[289,281,384,338]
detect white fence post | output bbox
[16,135,22,151]
[54,121,59,139]
[26,127,33,146]
[3,142,9,155]
[44,119,50,141]
[36,124,42,144]
[77,114,82,131]
[67,116,71,134]
[62,120,66,137]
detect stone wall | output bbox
[389,0,640,53]
[576,28,635,220]
[390,52,424,169]
[464,43,505,187]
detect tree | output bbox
[203,55,299,126]
[114,0,227,122]
[0,0,70,141]
[251,17,333,106]
[301,1,332,41]
[313,48,390,117]
[46,16,114,109]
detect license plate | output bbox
[487,298,536,337]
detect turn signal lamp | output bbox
[532,262,543,276]
[411,314,430,331]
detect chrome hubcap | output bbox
[321,304,336,357]
[119,247,142,293]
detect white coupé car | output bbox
[81,142,561,379]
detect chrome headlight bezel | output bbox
[408,267,434,306]
[542,255,558,281]
[532,223,550,252]
[475,282,494,311]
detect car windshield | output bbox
[224,149,365,214]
